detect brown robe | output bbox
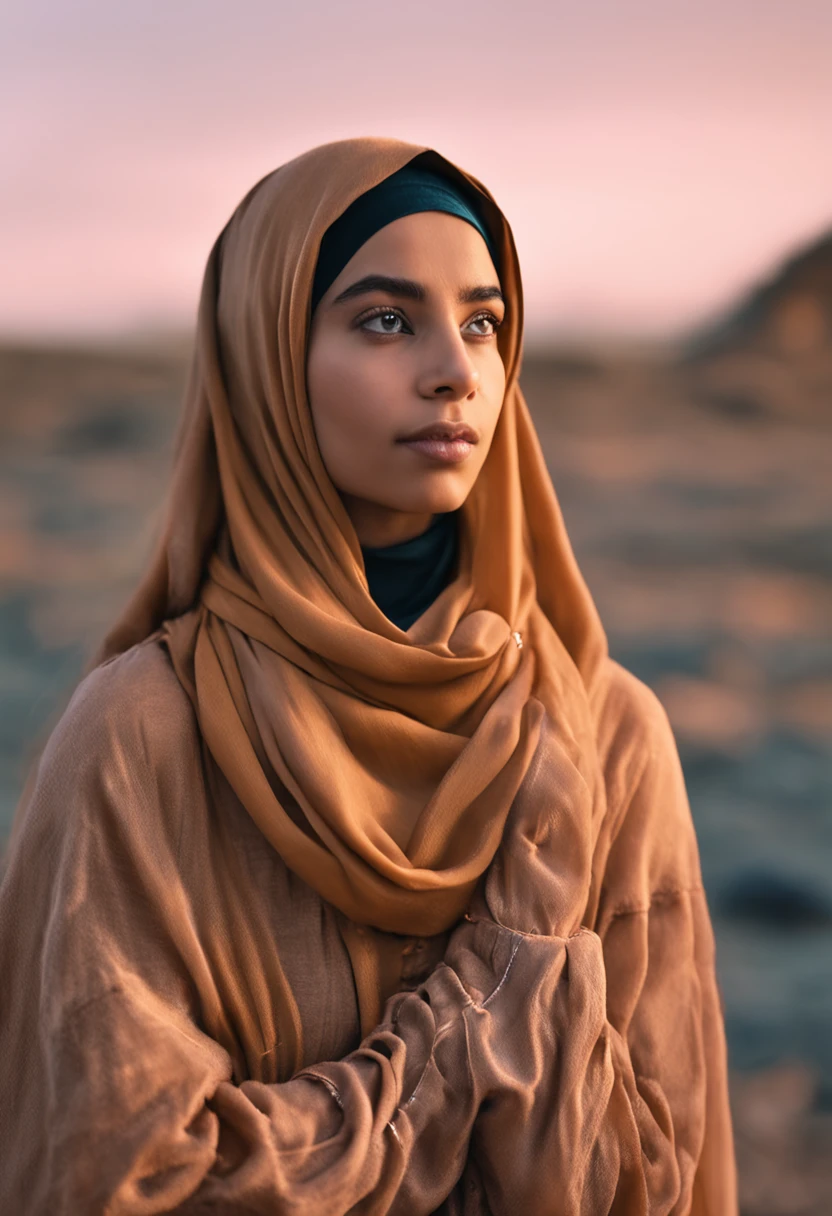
[0,136,738,1212]
[0,633,736,1212]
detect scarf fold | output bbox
[96,137,610,950]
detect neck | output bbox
[342,495,434,548]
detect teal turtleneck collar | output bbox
[361,510,460,631]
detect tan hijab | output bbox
[98,136,609,941]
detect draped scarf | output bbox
[96,137,610,983]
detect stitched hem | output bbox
[296,1070,345,1110]
[463,913,576,943]
[607,883,704,922]
[481,936,521,1008]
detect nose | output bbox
[415,324,480,401]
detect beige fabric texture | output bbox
[0,137,738,1214]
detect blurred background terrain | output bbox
[3,1,832,1210]
[2,230,831,1212]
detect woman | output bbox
[0,137,738,1213]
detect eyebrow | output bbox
[330,274,505,307]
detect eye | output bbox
[358,308,412,336]
[355,306,503,339]
[465,311,503,337]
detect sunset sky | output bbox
[3,0,831,342]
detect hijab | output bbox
[96,137,610,942]
[311,159,500,310]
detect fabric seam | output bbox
[296,1070,345,1110]
[481,935,522,1008]
[607,883,704,922]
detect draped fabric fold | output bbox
[95,137,610,977]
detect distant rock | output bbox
[731,1064,832,1216]
[686,227,832,360]
[53,397,159,456]
[719,866,832,930]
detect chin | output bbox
[395,473,473,516]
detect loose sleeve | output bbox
[458,667,738,1215]
[14,916,562,1216]
[0,652,566,1216]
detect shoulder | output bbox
[592,658,703,914]
[18,636,203,855]
[45,634,198,777]
[592,658,678,816]
[594,657,673,741]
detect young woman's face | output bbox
[306,210,506,547]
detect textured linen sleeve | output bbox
[0,655,563,1216]
[459,670,738,1216]
[18,916,559,1216]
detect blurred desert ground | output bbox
[1,231,832,1213]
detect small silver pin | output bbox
[510,630,524,650]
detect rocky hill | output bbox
[677,228,832,431]
[688,226,832,359]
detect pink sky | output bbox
[2,0,831,342]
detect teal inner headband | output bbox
[311,162,500,313]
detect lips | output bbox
[397,420,479,466]
[397,420,479,444]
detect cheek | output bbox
[480,354,507,436]
[308,343,370,442]
[306,340,406,484]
